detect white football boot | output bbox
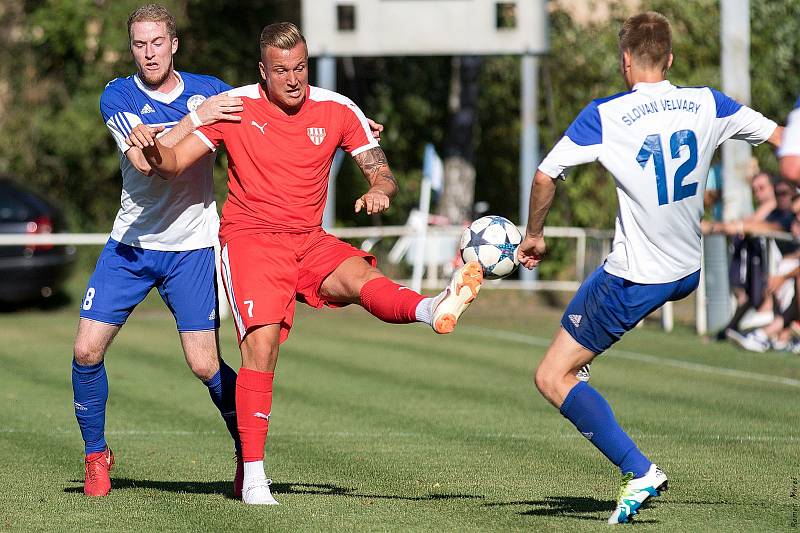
[242,477,279,505]
[431,261,483,334]
[608,464,668,524]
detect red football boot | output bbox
[84,447,114,497]
[233,453,244,499]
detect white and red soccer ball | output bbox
[459,215,523,280]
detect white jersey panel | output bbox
[112,150,219,250]
[539,80,776,283]
[778,103,800,157]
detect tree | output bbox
[439,55,482,224]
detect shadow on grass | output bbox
[65,478,233,498]
[486,495,660,523]
[65,479,485,503]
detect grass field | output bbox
[2,276,800,531]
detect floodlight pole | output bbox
[319,55,337,228]
[703,0,750,334]
[721,0,753,223]
[519,53,539,287]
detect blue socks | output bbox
[560,381,651,478]
[203,359,241,454]
[73,358,240,455]
[72,359,109,454]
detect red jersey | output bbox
[194,84,378,243]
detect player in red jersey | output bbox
[127,22,483,505]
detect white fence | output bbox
[0,225,609,291]
[1,227,793,335]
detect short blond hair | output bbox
[127,4,177,40]
[619,12,672,72]
[259,22,306,52]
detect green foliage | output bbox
[335,56,451,226]
[0,0,296,231]
[0,0,797,254]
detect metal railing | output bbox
[2,227,794,335]
[0,225,614,291]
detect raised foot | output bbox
[432,261,483,334]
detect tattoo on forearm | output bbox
[354,146,397,190]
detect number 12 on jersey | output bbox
[636,129,698,206]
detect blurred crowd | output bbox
[703,162,800,353]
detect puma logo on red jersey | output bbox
[251,120,268,134]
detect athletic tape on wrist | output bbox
[189,110,202,128]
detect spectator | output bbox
[706,172,778,336]
[727,189,800,351]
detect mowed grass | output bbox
[1,283,799,531]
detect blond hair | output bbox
[127,4,177,40]
[619,12,672,72]
[259,22,306,52]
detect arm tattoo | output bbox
[353,146,397,190]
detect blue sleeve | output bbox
[794,95,800,109]
[99,82,137,136]
[710,88,743,118]
[564,101,602,146]
[99,82,127,122]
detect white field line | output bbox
[468,326,800,389]
[1,427,798,443]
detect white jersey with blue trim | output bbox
[100,71,231,251]
[539,80,776,284]
[778,95,800,158]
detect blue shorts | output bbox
[561,265,700,354]
[79,239,219,331]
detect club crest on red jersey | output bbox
[307,127,326,145]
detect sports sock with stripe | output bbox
[72,359,109,454]
[203,359,241,454]
[560,381,652,478]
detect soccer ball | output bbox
[459,215,523,279]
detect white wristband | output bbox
[189,110,202,128]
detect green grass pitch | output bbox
[1,285,799,531]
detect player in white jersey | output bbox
[517,12,782,524]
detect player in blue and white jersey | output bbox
[517,12,782,524]
[72,4,245,498]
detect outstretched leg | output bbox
[320,256,483,333]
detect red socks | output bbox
[359,277,424,324]
[236,368,274,462]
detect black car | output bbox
[0,177,76,303]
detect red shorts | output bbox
[220,229,376,343]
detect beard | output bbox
[139,60,173,88]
